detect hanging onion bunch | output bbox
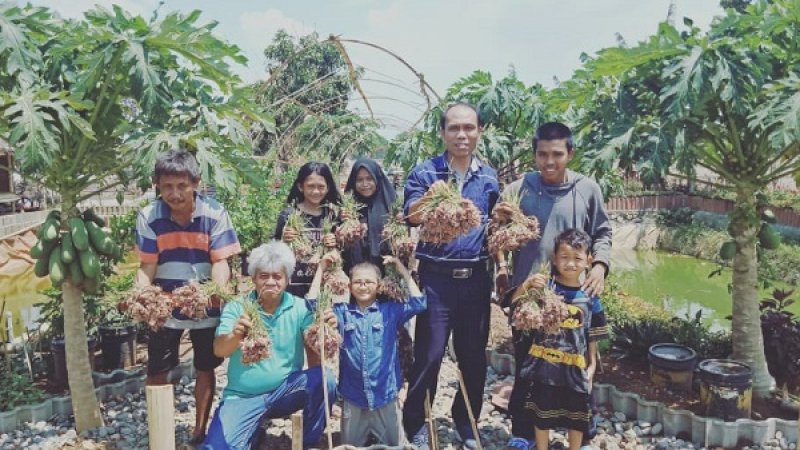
[172,282,208,320]
[418,180,481,244]
[304,287,342,361]
[382,200,416,263]
[285,208,315,261]
[321,250,349,298]
[488,190,540,254]
[123,285,173,330]
[334,193,367,248]
[512,264,569,335]
[238,299,273,365]
[378,264,410,302]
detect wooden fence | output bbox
[606,194,800,227]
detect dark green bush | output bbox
[0,366,48,411]
[655,207,695,227]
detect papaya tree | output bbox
[566,0,800,396]
[0,4,271,429]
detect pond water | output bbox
[611,249,800,331]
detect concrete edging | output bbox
[485,348,798,448]
[0,360,194,434]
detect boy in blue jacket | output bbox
[308,254,425,446]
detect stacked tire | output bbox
[30,209,123,292]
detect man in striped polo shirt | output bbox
[135,149,241,445]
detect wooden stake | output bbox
[456,368,483,450]
[424,390,437,450]
[145,385,176,450]
[291,411,303,450]
[319,323,333,449]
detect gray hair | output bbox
[248,240,296,278]
[154,149,201,182]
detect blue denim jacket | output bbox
[331,296,426,409]
[404,153,500,263]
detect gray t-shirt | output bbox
[503,169,612,286]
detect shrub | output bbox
[670,310,732,360]
[655,207,695,227]
[760,289,800,394]
[0,366,48,411]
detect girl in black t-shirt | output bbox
[274,162,341,298]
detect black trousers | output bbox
[402,263,491,438]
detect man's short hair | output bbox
[533,122,574,152]
[439,102,484,130]
[553,228,592,255]
[154,149,201,182]
[350,262,382,279]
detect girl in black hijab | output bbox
[343,158,397,273]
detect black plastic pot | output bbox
[98,324,137,371]
[648,343,697,391]
[698,359,753,420]
[49,335,97,391]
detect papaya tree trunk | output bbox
[730,190,774,398]
[61,205,103,430]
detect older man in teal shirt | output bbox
[202,241,337,450]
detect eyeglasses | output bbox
[352,280,377,287]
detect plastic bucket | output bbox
[698,359,752,420]
[50,335,97,391]
[98,325,137,370]
[648,343,697,391]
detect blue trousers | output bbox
[402,265,491,438]
[201,366,337,450]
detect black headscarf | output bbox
[344,158,397,260]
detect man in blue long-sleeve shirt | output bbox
[402,103,500,450]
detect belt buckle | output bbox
[452,268,472,279]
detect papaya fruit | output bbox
[49,248,65,285]
[61,232,75,264]
[40,218,60,243]
[31,237,57,260]
[719,241,736,260]
[758,224,781,250]
[83,220,114,255]
[46,210,61,221]
[82,208,107,227]
[33,255,49,278]
[69,259,84,285]
[95,236,115,257]
[30,240,44,259]
[69,217,89,251]
[79,247,100,279]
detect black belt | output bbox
[419,260,487,279]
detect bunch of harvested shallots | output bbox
[320,250,349,297]
[511,264,569,335]
[418,180,481,244]
[304,287,342,361]
[123,285,173,330]
[488,190,540,254]
[238,299,273,364]
[285,208,315,260]
[378,264,410,302]
[334,193,367,248]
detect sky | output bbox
[27,0,724,136]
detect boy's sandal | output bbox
[506,437,534,450]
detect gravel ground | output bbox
[0,356,795,450]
